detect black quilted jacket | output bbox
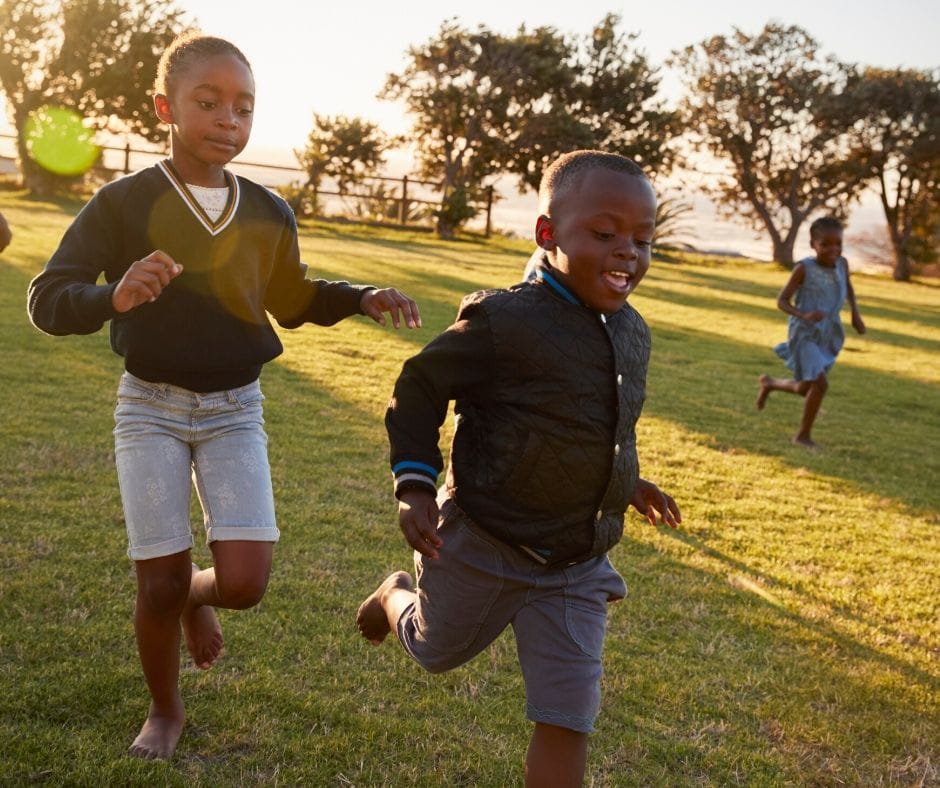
[386,262,650,566]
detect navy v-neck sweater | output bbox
[27,162,373,391]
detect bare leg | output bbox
[356,571,415,645]
[129,551,193,760]
[524,722,588,788]
[756,374,809,409]
[183,540,274,667]
[793,374,828,448]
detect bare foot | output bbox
[182,564,223,669]
[791,435,819,449]
[128,700,185,760]
[356,571,413,645]
[756,374,771,410]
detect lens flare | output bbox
[24,106,100,176]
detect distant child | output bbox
[357,150,681,786]
[757,216,866,447]
[27,32,421,760]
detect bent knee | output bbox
[217,574,269,609]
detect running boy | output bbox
[757,216,866,447]
[27,33,420,760]
[357,150,680,786]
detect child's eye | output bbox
[636,239,653,249]
[237,107,253,117]
[593,231,615,241]
[198,101,216,110]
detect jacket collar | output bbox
[530,254,582,307]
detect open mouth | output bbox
[603,270,634,293]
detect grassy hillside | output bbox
[1,189,937,786]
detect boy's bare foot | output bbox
[357,571,413,645]
[791,434,819,449]
[129,700,185,760]
[756,374,771,410]
[182,564,223,669]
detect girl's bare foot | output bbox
[792,434,819,449]
[182,564,223,669]
[756,374,771,410]
[356,571,413,645]
[129,699,185,760]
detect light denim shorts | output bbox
[113,372,280,561]
[397,498,627,733]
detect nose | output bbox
[215,107,239,129]
[614,238,639,262]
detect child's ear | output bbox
[153,94,173,123]
[535,215,555,251]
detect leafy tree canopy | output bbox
[383,14,677,237]
[0,0,189,193]
[672,23,871,265]
[852,66,940,280]
[295,113,391,194]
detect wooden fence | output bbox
[0,133,495,236]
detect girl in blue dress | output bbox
[757,217,866,447]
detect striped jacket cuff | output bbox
[392,461,439,498]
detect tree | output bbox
[853,67,940,281]
[295,113,391,201]
[672,23,871,266]
[383,15,677,239]
[0,0,188,194]
[382,19,571,238]
[508,13,678,192]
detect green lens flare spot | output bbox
[24,106,100,176]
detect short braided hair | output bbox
[155,32,252,94]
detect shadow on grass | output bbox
[3,250,937,783]
[644,320,940,512]
[600,530,935,783]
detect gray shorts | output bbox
[397,499,627,733]
[113,372,280,561]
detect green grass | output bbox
[1,189,937,786]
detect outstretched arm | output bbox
[630,478,681,528]
[360,287,421,329]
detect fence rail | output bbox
[0,133,494,236]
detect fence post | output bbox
[123,142,131,174]
[484,185,494,238]
[399,175,409,226]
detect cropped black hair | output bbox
[809,216,843,241]
[538,150,646,215]
[155,32,252,94]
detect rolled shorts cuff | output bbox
[206,524,281,544]
[526,702,596,734]
[127,533,194,561]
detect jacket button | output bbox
[617,374,623,385]
[596,510,603,521]
[614,444,620,455]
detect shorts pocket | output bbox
[564,592,608,659]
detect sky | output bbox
[2,0,938,256]
[174,0,939,158]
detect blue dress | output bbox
[774,256,848,381]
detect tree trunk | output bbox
[891,240,912,281]
[772,236,796,267]
[15,128,77,196]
